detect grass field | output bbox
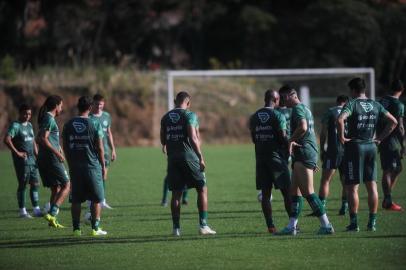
[0,145,405,270]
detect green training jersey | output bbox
[341,98,388,143]
[90,111,111,153]
[38,112,60,160]
[62,116,104,169]
[161,108,199,160]
[377,95,404,151]
[321,106,344,154]
[276,107,292,138]
[7,121,36,166]
[249,107,287,156]
[291,103,318,152]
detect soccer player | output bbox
[89,94,116,209]
[377,79,405,211]
[160,91,216,236]
[337,78,397,232]
[62,96,107,236]
[315,95,349,215]
[37,95,70,228]
[249,90,291,233]
[161,175,188,207]
[3,104,42,218]
[277,85,334,235]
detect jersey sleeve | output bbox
[7,122,19,138]
[341,100,354,117]
[275,112,287,131]
[292,105,306,124]
[92,120,104,139]
[107,112,112,128]
[186,111,199,128]
[377,102,389,117]
[400,103,405,118]
[39,116,55,132]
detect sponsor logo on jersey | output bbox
[103,120,108,126]
[360,102,373,113]
[169,112,181,123]
[257,112,270,123]
[72,121,87,133]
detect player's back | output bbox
[63,117,102,169]
[324,106,344,154]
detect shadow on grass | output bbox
[1,232,405,249]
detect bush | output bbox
[0,55,17,81]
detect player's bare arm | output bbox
[3,135,27,159]
[375,112,398,144]
[107,127,116,161]
[288,119,306,155]
[96,137,106,180]
[319,122,327,159]
[337,112,350,145]
[188,124,205,171]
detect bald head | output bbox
[264,89,280,107]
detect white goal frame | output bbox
[166,68,375,110]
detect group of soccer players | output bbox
[4,94,116,236]
[4,77,404,237]
[249,78,403,235]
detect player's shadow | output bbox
[1,232,406,249]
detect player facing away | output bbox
[315,95,350,216]
[377,79,405,211]
[160,91,216,236]
[37,95,70,228]
[3,104,42,218]
[161,174,189,207]
[277,85,334,235]
[337,78,397,232]
[63,96,107,236]
[89,94,116,209]
[249,90,291,234]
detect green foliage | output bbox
[0,145,405,269]
[0,54,16,81]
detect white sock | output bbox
[33,206,41,211]
[19,208,27,215]
[319,214,330,227]
[287,217,298,229]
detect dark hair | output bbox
[77,96,93,113]
[279,84,294,95]
[390,79,404,93]
[348,78,366,93]
[175,91,191,106]
[264,89,278,104]
[37,95,62,125]
[93,94,105,102]
[336,95,349,104]
[19,104,31,113]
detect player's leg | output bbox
[381,149,403,211]
[161,176,169,206]
[338,171,348,215]
[196,186,216,235]
[182,187,189,205]
[318,168,336,207]
[261,188,276,233]
[71,203,82,235]
[346,184,360,231]
[365,181,378,231]
[16,166,30,218]
[280,187,291,218]
[277,175,301,235]
[29,166,42,217]
[171,190,182,236]
[295,162,333,234]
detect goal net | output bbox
[162,68,375,144]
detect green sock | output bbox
[182,189,189,202]
[290,196,303,218]
[306,193,326,217]
[17,188,26,209]
[29,186,39,207]
[341,196,348,206]
[172,215,180,229]
[92,218,100,231]
[350,212,358,226]
[199,211,208,227]
[368,213,377,227]
[319,196,326,207]
[49,204,59,216]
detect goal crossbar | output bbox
[167,68,375,110]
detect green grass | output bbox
[0,145,405,270]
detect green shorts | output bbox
[292,144,318,170]
[344,142,377,185]
[38,160,70,187]
[167,158,206,191]
[379,148,402,172]
[256,153,291,190]
[70,168,104,203]
[14,163,40,185]
[322,151,344,175]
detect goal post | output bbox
[167,68,375,110]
